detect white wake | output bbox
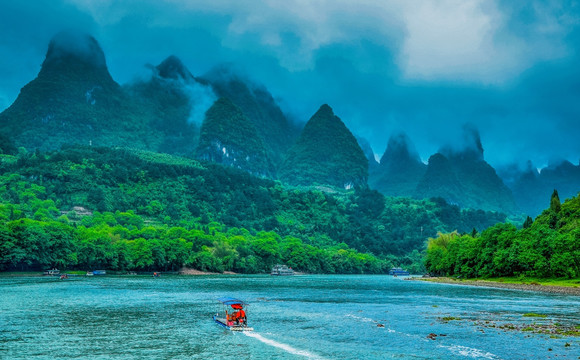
[244,332,324,359]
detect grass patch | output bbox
[523,313,547,318]
[440,316,461,322]
[472,277,580,288]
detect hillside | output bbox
[414,127,518,214]
[279,104,369,189]
[124,55,209,155]
[196,98,273,176]
[369,132,426,197]
[500,160,580,217]
[425,190,580,278]
[0,146,508,273]
[0,31,163,151]
[201,68,300,169]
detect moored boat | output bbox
[271,264,294,276]
[213,297,254,331]
[389,267,410,276]
[43,268,60,276]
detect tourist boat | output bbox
[43,268,60,276]
[213,297,254,331]
[271,264,294,276]
[389,267,410,276]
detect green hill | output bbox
[0,146,508,273]
[0,31,163,151]
[425,190,580,278]
[279,104,368,189]
[369,132,426,197]
[197,98,273,176]
[201,68,300,169]
[415,127,518,214]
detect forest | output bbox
[0,146,510,274]
[425,190,580,278]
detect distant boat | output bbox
[43,268,60,276]
[271,264,294,276]
[92,270,106,276]
[213,297,254,331]
[389,267,410,276]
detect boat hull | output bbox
[213,315,253,331]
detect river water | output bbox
[1,275,578,359]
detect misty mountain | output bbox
[200,67,300,170]
[125,55,216,155]
[357,136,380,171]
[0,31,165,151]
[279,104,368,188]
[415,135,518,214]
[197,97,273,176]
[369,132,426,197]
[500,160,580,216]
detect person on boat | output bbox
[238,309,246,325]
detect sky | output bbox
[1,0,579,169]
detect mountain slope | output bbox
[369,132,426,197]
[125,55,216,155]
[415,126,518,213]
[201,68,300,169]
[279,104,368,188]
[502,160,580,216]
[197,98,273,176]
[0,31,162,151]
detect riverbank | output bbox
[417,277,580,296]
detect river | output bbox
[1,275,578,359]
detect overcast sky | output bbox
[1,0,579,168]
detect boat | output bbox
[271,264,294,276]
[213,297,254,331]
[43,268,60,276]
[389,267,410,276]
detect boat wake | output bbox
[437,344,500,359]
[244,332,324,359]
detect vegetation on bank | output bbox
[470,277,580,288]
[425,190,580,279]
[0,146,509,274]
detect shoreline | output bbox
[0,268,239,277]
[416,277,580,296]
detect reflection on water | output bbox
[0,275,578,359]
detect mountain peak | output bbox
[279,104,368,189]
[42,31,107,71]
[380,132,421,165]
[156,55,194,81]
[440,123,484,161]
[369,132,426,196]
[316,104,334,116]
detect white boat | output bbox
[271,264,294,276]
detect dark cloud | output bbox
[0,0,579,169]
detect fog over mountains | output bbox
[1,31,578,217]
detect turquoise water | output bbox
[1,275,579,359]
